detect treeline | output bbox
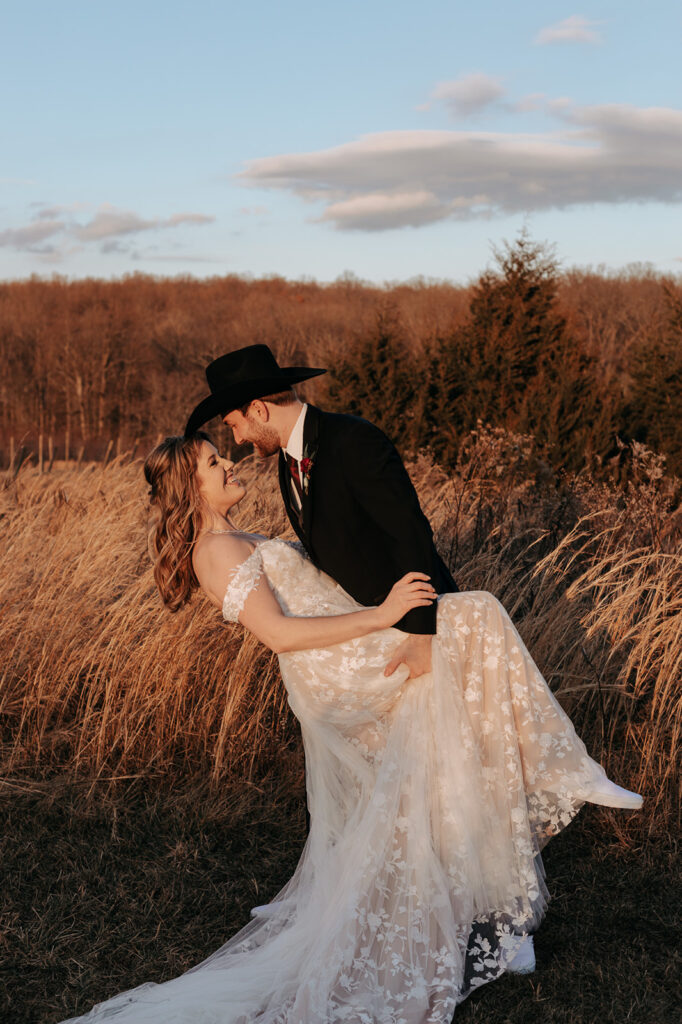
[328,236,682,480]
[1,234,681,480]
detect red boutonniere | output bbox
[300,445,316,495]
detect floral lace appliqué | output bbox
[221,547,265,623]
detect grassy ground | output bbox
[1,780,678,1024]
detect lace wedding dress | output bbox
[62,538,611,1024]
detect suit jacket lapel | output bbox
[300,405,322,544]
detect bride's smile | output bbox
[195,441,247,521]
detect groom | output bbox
[185,343,459,679]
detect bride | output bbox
[61,432,642,1024]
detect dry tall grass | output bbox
[1,428,679,841]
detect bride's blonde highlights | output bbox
[144,432,212,612]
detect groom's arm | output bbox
[338,418,448,636]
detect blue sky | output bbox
[2,1,681,284]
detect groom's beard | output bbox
[244,418,280,458]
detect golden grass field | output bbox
[2,424,681,1023]
[1,424,679,837]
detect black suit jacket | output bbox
[278,405,458,634]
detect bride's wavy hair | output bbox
[143,431,213,613]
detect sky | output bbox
[2,0,681,285]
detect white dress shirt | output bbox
[283,403,308,511]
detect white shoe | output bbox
[584,777,643,810]
[250,903,279,918]
[250,900,295,919]
[507,935,535,974]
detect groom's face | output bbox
[223,405,280,458]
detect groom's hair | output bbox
[239,387,297,415]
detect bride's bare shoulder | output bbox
[192,533,258,602]
[193,531,256,569]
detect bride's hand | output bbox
[376,572,436,628]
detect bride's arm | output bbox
[195,536,436,654]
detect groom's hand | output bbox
[384,633,432,679]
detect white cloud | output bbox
[511,92,547,113]
[0,203,215,258]
[0,219,64,248]
[165,212,215,227]
[131,250,227,264]
[74,206,158,241]
[29,243,84,264]
[430,73,505,119]
[100,239,132,254]
[565,102,682,141]
[238,101,682,231]
[73,205,216,241]
[319,191,446,231]
[34,201,90,220]
[547,97,575,116]
[534,16,601,45]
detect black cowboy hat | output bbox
[184,344,327,436]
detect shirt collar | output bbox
[283,403,308,461]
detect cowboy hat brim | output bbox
[184,367,326,437]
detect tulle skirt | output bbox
[60,590,608,1023]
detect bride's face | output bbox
[195,442,246,517]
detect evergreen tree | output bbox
[435,231,612,471]
[324,304,424,452]
[421,331,472,465]
[455,232,566,418]
[626,286,682,476]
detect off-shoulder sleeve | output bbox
[222,547,265,623]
